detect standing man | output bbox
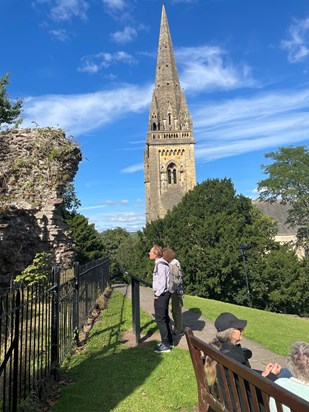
[149,244,173,353]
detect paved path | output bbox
[115,284,288,370]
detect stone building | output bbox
[253,200,306,258]
[144,5,196,223]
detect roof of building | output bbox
[252,200,298,235]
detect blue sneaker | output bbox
[154,343,171,353]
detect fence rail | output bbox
[0,257,110,412]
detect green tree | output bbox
[65,213,104,264]
[114,234,147,280]
[257,146,309,249]
[99,227,133,281]
[130,178,307,314]
[257,246,308,315]
[14,252,51,286]
[61,182,81,219]
[0,72,23,128]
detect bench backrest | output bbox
[185,327,309,412]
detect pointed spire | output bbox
[155,4,181,96]
[148,4,192,133]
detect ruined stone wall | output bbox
[0,127,82,285]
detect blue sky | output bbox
[2,0,309,232]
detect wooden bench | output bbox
[185,327,309,412]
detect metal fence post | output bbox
[12,289,21,412]
[131,277,141,344]
[51,266,60,380]
[73,262,80,345]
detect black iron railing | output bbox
[0,257,109,412]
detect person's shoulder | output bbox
[156,257,169,266]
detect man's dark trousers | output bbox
[154,292,173,346]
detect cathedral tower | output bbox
[144,5,196,223]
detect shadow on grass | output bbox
[183,308,205,332]
[139,319,158,342]
[53,287,164,412]
[53,344,163,412]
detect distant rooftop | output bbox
[252,200,297,236]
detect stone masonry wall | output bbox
[0,127,82,285]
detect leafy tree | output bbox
[61,182,81,219]
[257,146,309,249]
[256,246,308,315]
[99,227,133,281]
[114,233,149,282]
[127,178,307,314]
[14,252,51,286]
[65,213,104,264]
[0,72,23,128]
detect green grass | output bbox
[53,291,197,412]
[52,290,309,411]
[183,295,309,356]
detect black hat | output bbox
[215,312,247,332]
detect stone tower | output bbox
[144,5,196,223]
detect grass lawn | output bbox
[52,290,197,412]
[52,289,309,411]
[183,295,309,356]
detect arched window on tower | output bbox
[168,113,171,126]
[152,122,157,131]
[167,163,177,184]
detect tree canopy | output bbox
[99,227,133,281]
[257,146,309,249]
[124,178,307,315]
[65,213,104,264]
[0,72,23,128]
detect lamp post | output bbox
[239,244,252,307]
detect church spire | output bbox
[148,4,192,134]
[144,5,196,224]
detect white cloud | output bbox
[101,0,126,12]
[78,51,137,73]
[23,84,152,135]
[87,210,146,232]
[176,46,256,92]
[110,26,137,44]
[49,28,70,41]
[98,200,129,205]
[49,0,89,21]
[101,0,133,21]
[280,17,309,63]
[121,163,144,173]
[193,90,309,161]
[79,205,107,211]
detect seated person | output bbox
[269,341,309,412]
[204,312,291,411]
[213,312,287,380]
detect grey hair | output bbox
[216,328,234,343]
[287,341,309,383]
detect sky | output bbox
[1,0,309,232]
